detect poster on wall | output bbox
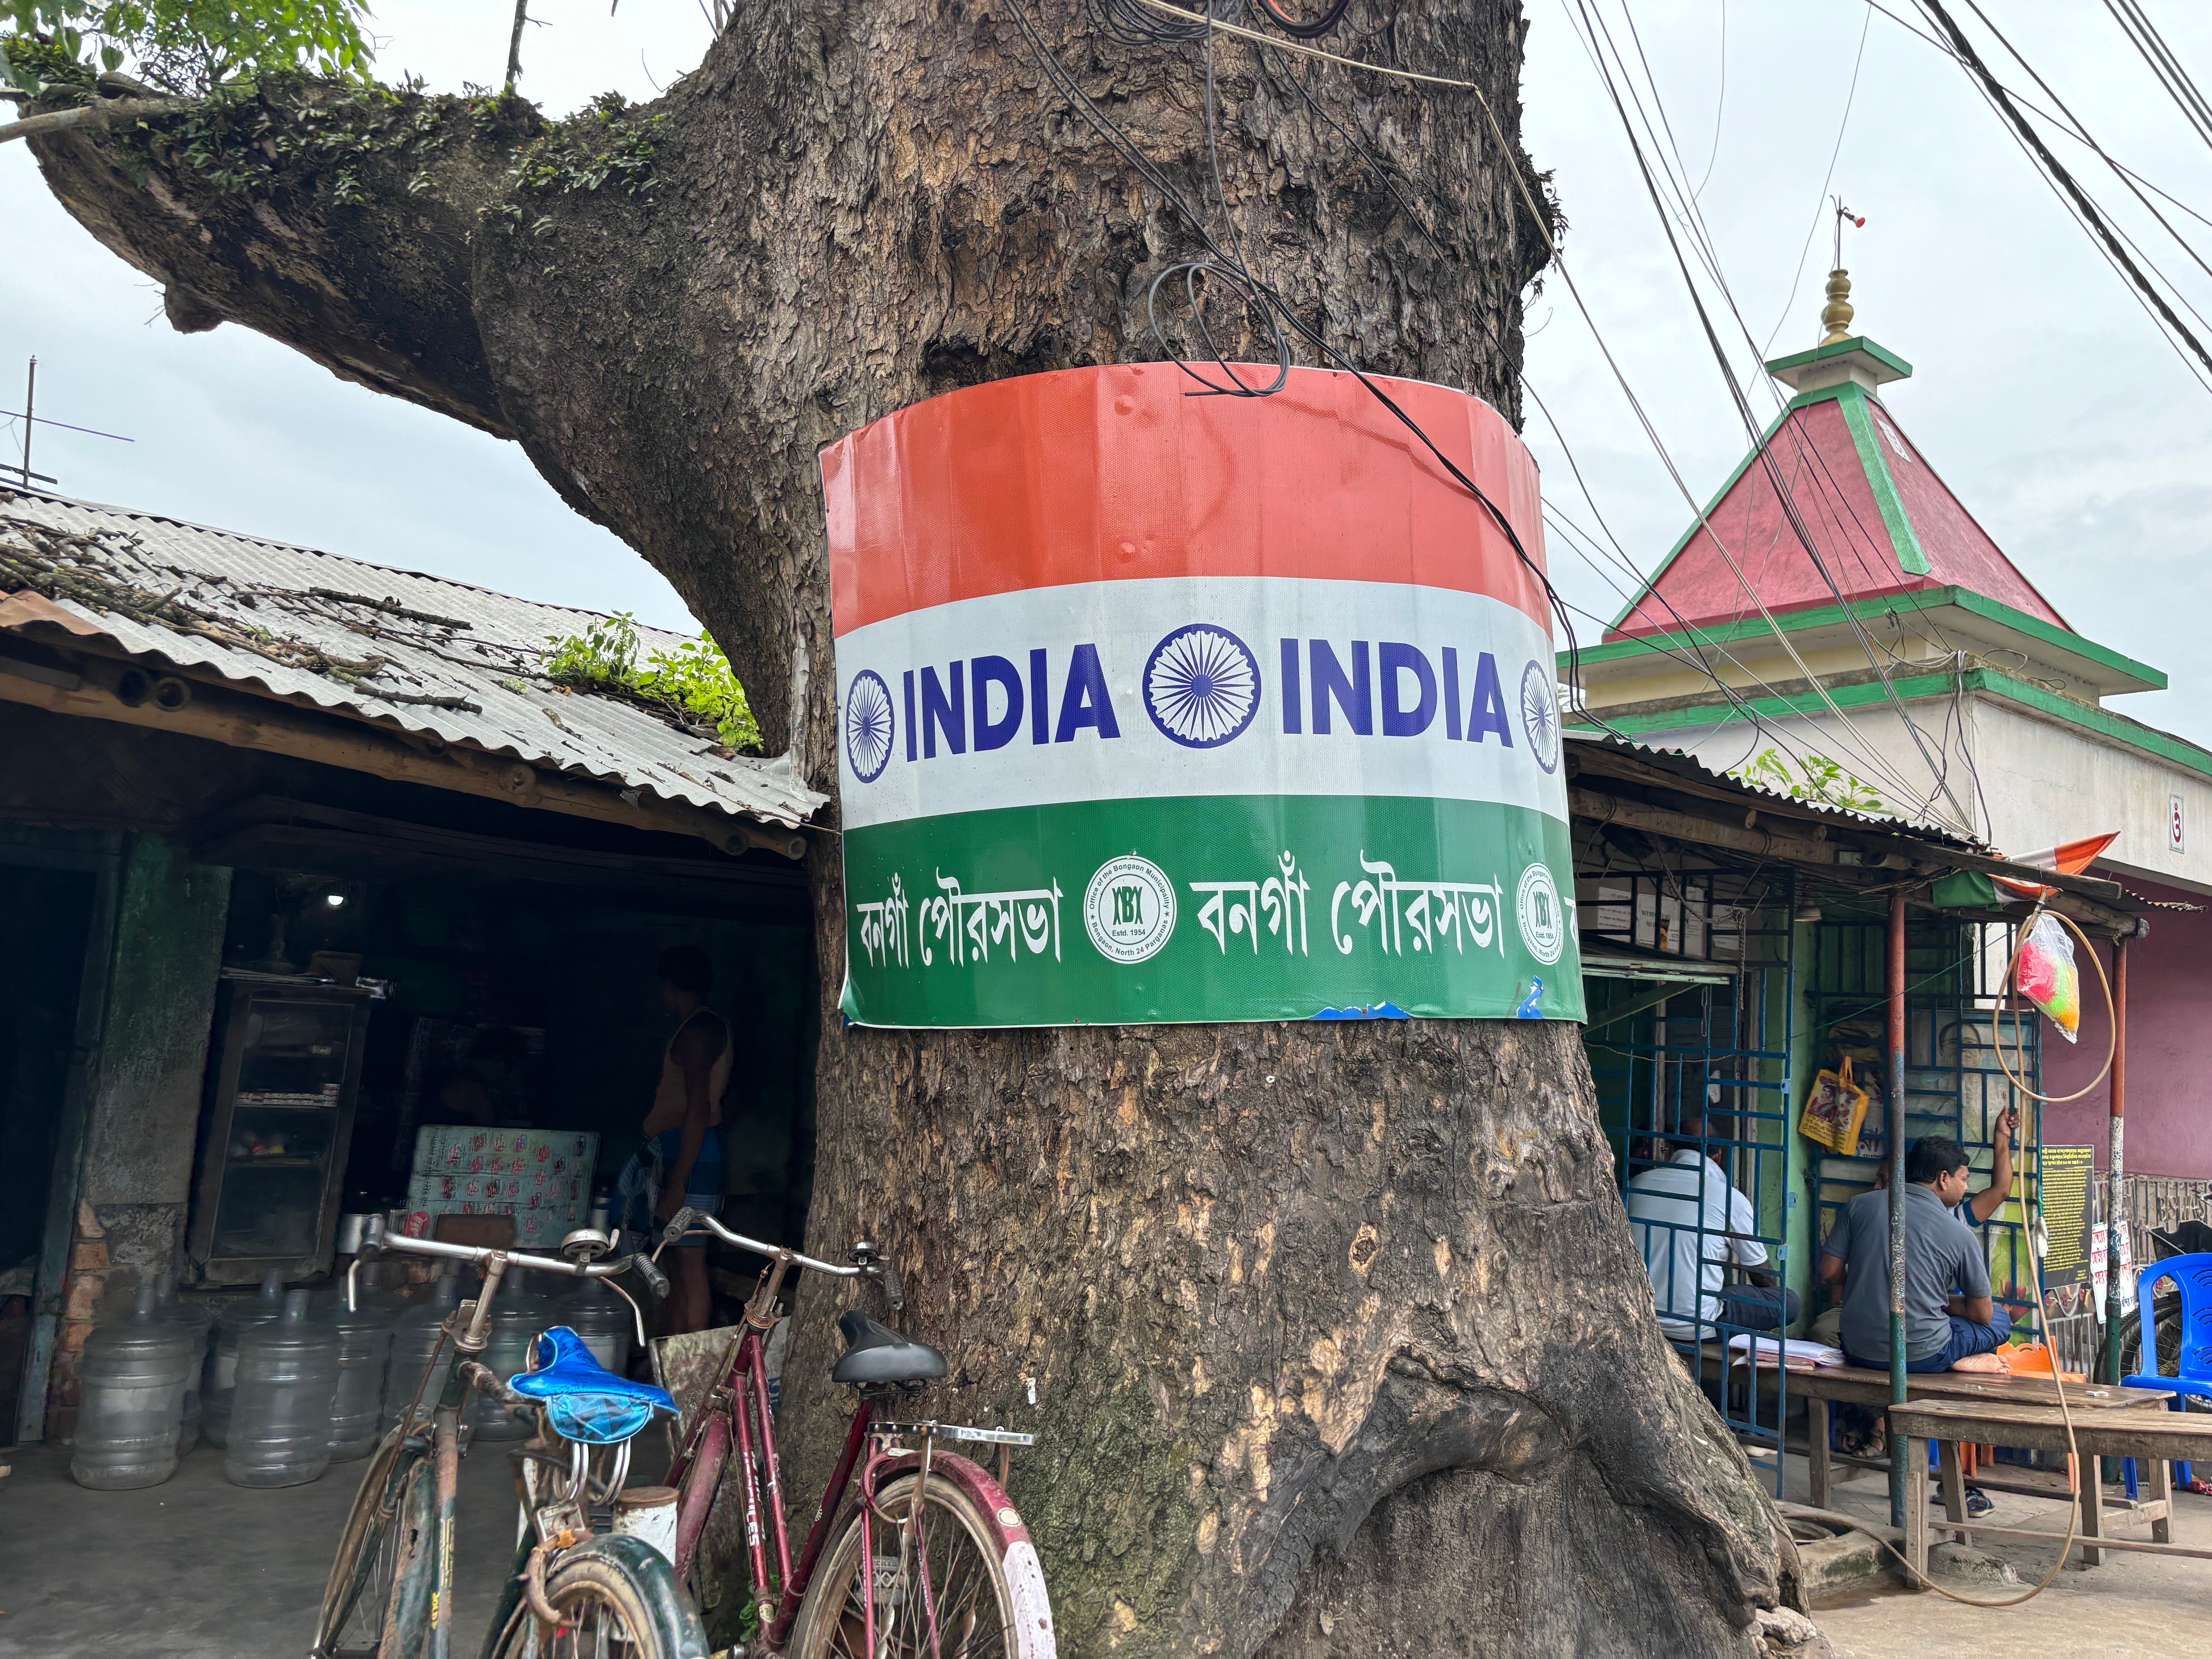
[2037,1143,2094,1322]
[819,364,1584,1029]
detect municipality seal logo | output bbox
[1516,862,1565,966]
[1519,660,1561,775]
[1144,623,1262,749]
[1084,855,1178,964]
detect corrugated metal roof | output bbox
[1565,727,1985,846]
[0,486,824,829]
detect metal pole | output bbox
[1887,887,1910,1530]
[2105,934,2129,1387]
[18,356,33,488]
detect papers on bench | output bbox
[1727,1334,1846,1371]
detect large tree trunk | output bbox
[24,6,1802,1650]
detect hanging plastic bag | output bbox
[1798,1056,1872,1157]
[2015,911,2081,1043]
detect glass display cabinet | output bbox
[187,977,371,1285]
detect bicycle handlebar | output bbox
[656,1207,864,1278]
[357,1216,668,1300]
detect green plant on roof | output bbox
[544,612,762,754]
[1734,749,1885,816]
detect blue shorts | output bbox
[1848,1307,2013,1374]
[655,1127,721,1249]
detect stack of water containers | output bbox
[70,1281,196,1490]
[202,1270,285,1449]
[225,1289,342,1487]
[563,1275,633,1379]
[382,1269,461,1436]
[151,1272,213,1455]
[67,1254,597,1492]
[322,1292,397,1462]
[474,1268,552,1441]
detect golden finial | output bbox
[1819,269,1855,346]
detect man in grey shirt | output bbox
[1819,1136,2011,1372]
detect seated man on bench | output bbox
[1820,1136,2011,1376]
[1626,1108,1798,1344]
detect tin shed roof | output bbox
[0,487,823,830]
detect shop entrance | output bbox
[0,851,107,1442]
[192,807,818,1319]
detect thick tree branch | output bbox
[0,94,187,146]
[26,82,536,445]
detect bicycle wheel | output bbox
[788,1471,1056,1659]
[483,1534,707,1659]
[2120,1295,2207,1406]
[313,1429,436,1658]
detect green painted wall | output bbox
[81,834,231,1273]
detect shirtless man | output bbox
[644,945,730,1335]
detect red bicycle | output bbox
[652,1207,1054,1657]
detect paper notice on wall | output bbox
[2090,1220,2138,1322]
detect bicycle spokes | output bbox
[824,1490,1008,1659]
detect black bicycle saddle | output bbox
[831,1310,948,1386]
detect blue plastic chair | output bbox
[2121,1252,2212,1487]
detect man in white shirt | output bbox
[1625,1111,1798,1342]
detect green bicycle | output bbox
[312,1216,707,1659]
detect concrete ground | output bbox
[5,1430,2207,1656]
[0,1439,518,1658]
[1774,1450,2212,1659]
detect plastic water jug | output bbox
[225,1290,341,1488]
[563,1276,634,1380]
[382,1271,460,1435]
[152,1271,214,1456]
[474,1269,552,1441]
[71,1279,194,1489]
[321,1296,396,1462]
[203,1269,285,1449]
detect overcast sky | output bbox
[5,3,2210,735]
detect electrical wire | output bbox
[1862,0,2212,239]
[1053,0,1968,810]
[1573,0,1991,830]
[1965,3,2212,290]
[2104,0,2212,157]
[1765,9,1872,354]
[1917,0,2212,386]
[1556,0,1968,825]
[1692,0,1725,201]
[1251,0,1349,43]
[1007,0,1628,736]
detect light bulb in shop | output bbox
[324,890,347,908]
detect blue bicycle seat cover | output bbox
[508,1326,677,1445]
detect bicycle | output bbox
[651,1206,1056,1657]
[313,1216,710,1659]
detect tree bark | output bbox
[25,6,1800,1652]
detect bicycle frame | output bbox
[665,1326,1032,1652]
[672,1337,1033,1656]
[344,1218,662,1659]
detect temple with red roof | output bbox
[1567,272,2212,1180]
[1567,271,2195,845]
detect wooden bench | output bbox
[1768,1362,2172,1509]
[1892,1398,2212,1577]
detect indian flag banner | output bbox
[820,364,1583,1028]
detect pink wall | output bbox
[2041,873,2212,1179]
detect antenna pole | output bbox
[19,356,32,489]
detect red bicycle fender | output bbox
[876,1450,1055,1657]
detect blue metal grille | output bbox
[1805,916,2043,1336]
